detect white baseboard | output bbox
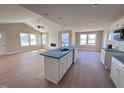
[7,50,24,55]
[7,49,43,55]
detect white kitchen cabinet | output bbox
[110,57,120,86]
[74,48,78,63]
[60,51,73,79]
[60,56,67,79]
[110,57,124,88]
[100,49,112,69]
[100,49,124,69]
[44,51,73,84]
[44,57,60,84]
[100,50,105,65]
[118,67,124,88]
[67,51,73,69]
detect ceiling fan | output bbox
[37,17,46,29]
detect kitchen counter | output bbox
[103,48,124,53]
[40,45,77,84]
[113,55,124,64]
[40,46,76,59]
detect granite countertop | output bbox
[103,48,124,53]
[113,55,124,64]
[40,46,76,59]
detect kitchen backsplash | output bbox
[115,41,124,51]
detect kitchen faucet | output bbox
[61,42,66,50]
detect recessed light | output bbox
[92,4,99,7]
[58,17,63,19]
[44,13,48,16]
[91,20,95,23]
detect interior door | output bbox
[0,31,6,56]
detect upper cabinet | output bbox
[110,17,124,32]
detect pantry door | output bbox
[0,31,6,56]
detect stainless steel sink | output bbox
[58,48,69,52]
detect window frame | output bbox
[61,32,70,47]
[79,33,96,46]
[30,34,37,46]
[87,34,96,46]
[80,34,87,45]
[20,33,30,47]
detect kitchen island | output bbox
[40,46,77,84]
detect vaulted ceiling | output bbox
[0,4,38,23]
[0,4,124,31]
[21,4,124,30]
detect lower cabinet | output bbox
[60,56,67,79]
[44,57,60,84]
[110,58,120,86]
[118,67,124,88]
[44,51,73,84]
[110,57,124,87]
[100,50,105,65]
[101,49,124,69]
[60,51,73,79]
[100,50,112,69]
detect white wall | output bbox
[48,31,59,49]
[0,23,41,54]
[75,31,103,51]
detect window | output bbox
[42,34,47,45]
[0,34,2,39]
[79,33,96,46]
[88,34,96,45]
[20,33,29,46]
[80,34,87,45]
[30,34,37,45]
[61,33,69,47]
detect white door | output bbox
[0,31,6,55]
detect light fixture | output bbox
[58,17,63,20]
[44,13,48,16]
[91,20,95,23]
[92,4,99,7]
[37,17,46,29]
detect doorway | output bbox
[0,31,7,55]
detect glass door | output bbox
[61,33,70,47]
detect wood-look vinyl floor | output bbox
[0,50,115,88]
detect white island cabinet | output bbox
[44,51,73,84]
